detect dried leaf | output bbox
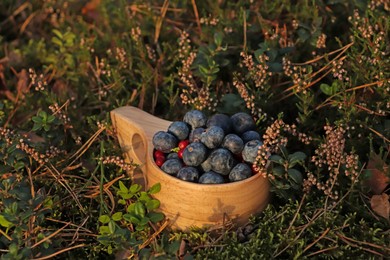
[364,153,389,195]
[16,69,29,95]
[82,0,101,22]
[370,194,390,220]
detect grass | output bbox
[0,0,389,259]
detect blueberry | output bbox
[200,154,212,172]
[189,127,205,143]
[241,130,261,143]
[177,167,199,182]
[209,148,236,175]
[242,140,263,163]
[229,163,252,182]
[230,112,256,134]
[222,134,244,154]
[199,171,224,184]
[166,152,179,160]
[182,142,208,166]
[161,159,183,175]
[183,110,207,129]
[168,121,190,140]
[152,131,178,153]
[207,113,233,134]
[200,126,225,149]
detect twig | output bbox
[0,229,12,241]
[336,233,385,257]
[303,228,330,253]
[139,219,170,249]
[305,246,338,257]
[191,0,201,35]
[154,0,169,44]
[243,8,247,50]
[286,194,306,234]
[32,243,85,260]
[368,127,390,143]
[31,223,70,249]
[67,126,106,167]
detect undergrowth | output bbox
[0,0,389,259]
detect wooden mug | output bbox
[111,106,269,230]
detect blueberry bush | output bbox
[0,0,389,259]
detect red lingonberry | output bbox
[155,157,165,167]
[251,164,259,174]
[178,149,184,159]
[154,150,165,160]
[178,139,190,150]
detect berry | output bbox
[178,139,190,150]
[230,112,256,134]
[182,142,207,166]
[183,110,207,129]
[200,154,212,172]
[241,130,261,143]
[161,159,183,175]
[152,131,178,153]
[199,171,225,184]
[222,134,244,154]
[189,127,205,143]
[200,126,225,149]
[166,152,179,160]
[229,163,252,182]
[209,148,236,175]
[153,150,165,160]
[177,167,199,182]
[155,157,165,167]
[177,148,184,159]
[242,139,263,163]
[168,121,190,140]
[251,164,259,174]
[207,113,233,134]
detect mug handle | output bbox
[110,106,172,185]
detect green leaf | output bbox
[0,214,13,228]
[272,166,285,177]
[148,212,164,223]
[99,225,110,235]
[288,152,307,167]
[108,220,116,233]
[127,203,136,213]
[129,184,142,194]
[112,212,123,221]
[139,191,151,203]
[139,217,150,226]
[32,123,42,132]
[123,213,140,224]
[119,181,128,193]
[214,32,223,46]
[51,37,63,47]
[99,215,110,224]
[118,191,134,200]
[47,115,56,123]
[288,169,303,185]
[148,183,161,194]
[118,199,126,205]
[269,155,284,165]
[31,116,42,123]
[52,29,63,39]
[199,65,209,76]
[134,202,146,218]
[146,199,160,210]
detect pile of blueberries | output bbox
[152,110,263,184]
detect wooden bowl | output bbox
[111,106,269,230]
